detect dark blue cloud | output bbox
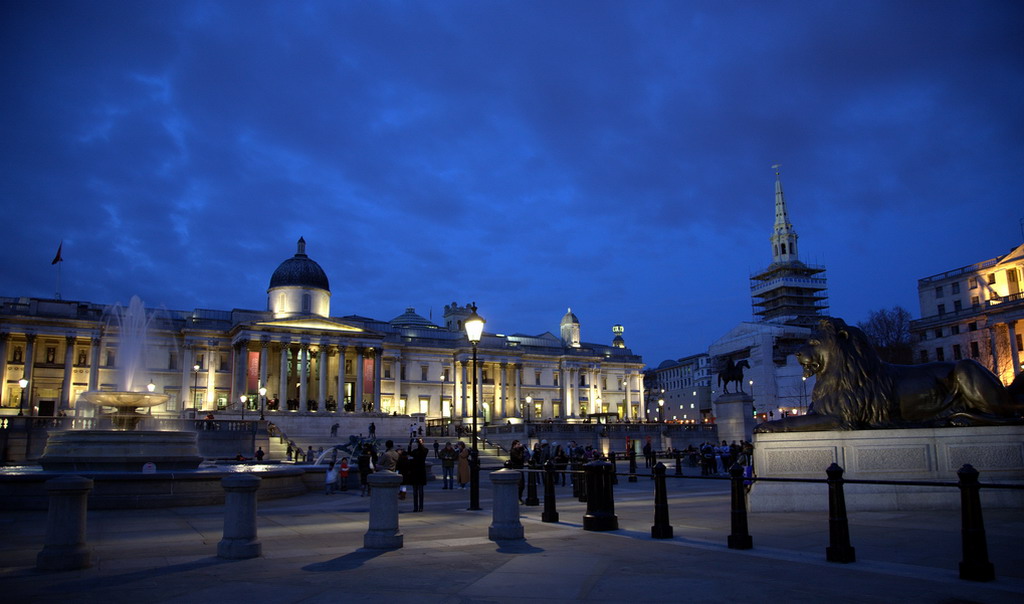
[2,0,1022,365]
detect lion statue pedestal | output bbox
[751,426,1024,512]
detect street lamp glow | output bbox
[464,303,485,344]
[147,381,156,392]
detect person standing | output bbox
[330,422,339,437]
[254,447,265,461]
[325,462,339,495]
[509,439,527,502]
[456,442,471,489]
[339,457,350,491]
[408,438,429,512]
[357,444,375,496]
[369,421,376,437]
[643,437,654,469]
[380,440,399,472]
[433,439,440,458]
[439,442,456,489]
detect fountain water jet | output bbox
[39,296,203,471]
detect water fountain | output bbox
[38,296,203,471]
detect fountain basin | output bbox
[39,430,204,471]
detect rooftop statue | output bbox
[755,317,1024,433]
[718,358,750,394]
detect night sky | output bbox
[2,1,1022,366]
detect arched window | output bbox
[302,293,311,313]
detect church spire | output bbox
[770,165,799,265]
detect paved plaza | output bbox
[1,469,1022,603]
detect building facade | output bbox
[909,242,1024,385]
[0,239,646,422]
[644,353,713,424]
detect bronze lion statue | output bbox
[755,317,1024,432]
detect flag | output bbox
[51,242,63,265]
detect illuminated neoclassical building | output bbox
[910,242,1024,385]
[0,238,646,423]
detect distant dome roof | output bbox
[561,308,579,324]
[390,308,437,328]
[269,237,330,291]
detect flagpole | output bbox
[55,261,61,300]
[52,241,63,300]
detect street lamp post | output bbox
[464,303,485,511]
[17,376,28,416]
[259,386,267,421]
[240,395,247,422]
[525,395,532,424]
[658,398,664,423]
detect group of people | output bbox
[351,438,474,511]
[695,440,754,476]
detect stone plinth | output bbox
[714,392,755,445]
[751,426,1024,511]
[217,474,262,559]
[36,475,93,571]
[488,469,524,541]
[364,470,403,549]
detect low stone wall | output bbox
[750,426,1024,511]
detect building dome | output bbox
[561,309,580,325]
[390,308,437,328]
[269,237,330,291]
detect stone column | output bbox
[364,470,403,549]
[88,337,101,415]
[336,345,347,411]
[495,362,506,420]
[355,347,365,412]
[60,335,75,413]
[278,343,289,406]
[456,359,466,417]
[205,344,216,411]
[987,326,1000,374]
[488,469,524,541]
[0,332,8,407]
[24,332,36,390]
[299,343,309,412]
[259,339,269,398]
[180,343,193,413]
[514,363,522,418]
[318,346,328,410]
[373,348,383,413]
[623,373,632,420]
[1008,320,1021,379]
[394,354,403,413]
[36,475,93,571]
[233,340,248,406]
[217,474,261,559]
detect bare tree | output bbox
[857,306,914,364]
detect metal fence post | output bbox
[524,464,540,506]
[825,463,855,563]
[542,460,560,523]
[957,464,994,581]
[727,463,752,549]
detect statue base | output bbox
[750,426,1024,512]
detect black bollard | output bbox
[582,460,618,531]
[825,463,855,563]
[674,450,683,476]
[609,451,618,485]
[542,460,560,523]
[628,449,638,483]
[727,463,753,549]
[525,464,540,506]
[651,462,673,539]
[957,464,994,581]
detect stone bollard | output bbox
[489,469,525,541]
[582,460,618,531]
[542,460,560,523]
[37,475,93,571]
[364,470,403,549]
[218,474,262,559]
